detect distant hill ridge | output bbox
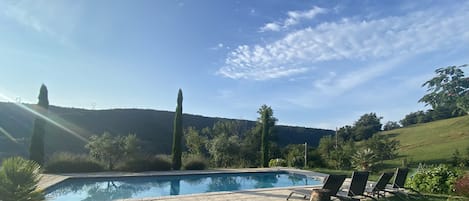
[0,102,333,159]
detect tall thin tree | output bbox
[29,84,49,165]
[171,89,183,170]
[258,105,276,167]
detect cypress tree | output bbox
[29,84,49,166]
[171,89,183,170]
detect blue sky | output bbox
[0,0,468,129]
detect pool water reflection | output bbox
[45,171,321,201]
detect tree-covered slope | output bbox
[0,102,333,160]
[380,115,469,165]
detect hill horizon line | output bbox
[1,101,326,130]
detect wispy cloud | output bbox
[2,1,51,34]
[260,6,327,32]
[210,43,225,50]
[314,56,406,96]
[0,0,82,46]
[219,3,469,81]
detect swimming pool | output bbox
[45,171,321,201]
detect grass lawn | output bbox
[379,115,469,166]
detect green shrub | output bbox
[269,158,287,167]
[117,155,171,172]
[407,164,463,194]
[150,155,172,171]
[44,152,104,173]
[183,156,208,170]
[0,157,45,201]
[117,158,153,172]
[455,174,469,197]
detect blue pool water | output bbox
[45,171,321,201]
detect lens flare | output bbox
[0,93,89,143]
[0,127,18,143]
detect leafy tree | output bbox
[317,135,335,160]
[172,89,183,170]
[456,96,469,114]
[198,120,255,167]
[307,148,325,168]
[0,157,45,201]
[86,132,139,170]
[239,125,261,167]
[400,112,418,126]
[337,125,354,141]
[283,144,304,167]
[400,110,435,126]
[258,105,277,167]
[353,113,382,141]
[122,134,140,158]
[430,106,456,120]
[419,64,469,115]
[29,84,49,166]
[207,133,240,167]
[211,120,248,138]
[210,120,248,138]
[329,144,353,170]
[365,135,399,163]
[383,121,401,131]
[317,135,354,169]
[420,111,434,123]
[184,127,207,156]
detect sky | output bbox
[0,0,468,130]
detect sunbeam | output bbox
[0,93,89,143]
[0,126,18,143]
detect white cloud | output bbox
[284,6,327,27]
[260,6,327,32]
[260,23,281,32]
[219,3,469,80]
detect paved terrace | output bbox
[39,168,372,201]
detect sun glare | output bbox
[0,127,18,143]
[0,93,88,143]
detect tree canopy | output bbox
[419,64,469,115]
[353,113,382,141]
[85,132,139,170]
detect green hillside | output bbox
[380,115,469,165]
[0,102,333,161]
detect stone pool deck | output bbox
[119,187,319,201]
[40,168,371,201]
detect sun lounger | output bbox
[367,172,394,198]
[286,174,346,200]
[335,171,377,201]
[384,168,423,198]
